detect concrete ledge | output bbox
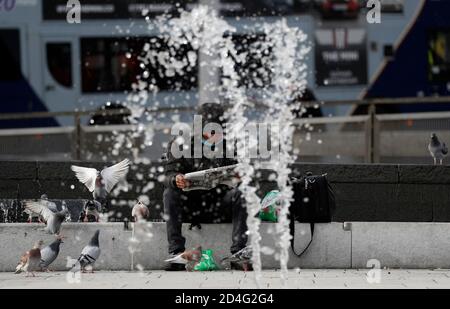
[132,222,351,270]
[352,222,450,269]
[3,222,450,271]
[398,165,450,184]
[0,162,37,180]
[0,223,132,272]
[333,183,434,222]
[0,222,349,272]
[291,163,399,184]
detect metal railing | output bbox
[1,96,450,163]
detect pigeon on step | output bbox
[39,236,64,271]
[428,133,448,165]
[71,230,101,273]
[165,246,202,271]
[15,240,43,277]
[221,246,253,271]
[79,200,102,223]
[132,200,150,222]
[24,201,68,235]
[71,159,130,200]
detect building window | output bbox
[0,29,21,81]
[81,37,198,93]
[428,30,450,83]
[46,43,73,88]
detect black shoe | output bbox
[164,263,186,271]
[230,260,253,271]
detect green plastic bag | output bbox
[259,190,281,222]
[194,249,219,271]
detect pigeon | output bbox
[71,159,130,200]
[79,200,102,222]
[221,246,252,263]
[61,201,71,222]
[132,200,150,222]
[221,246,253,271]
[24,201,68,235]
[15,240,43,277]
[23,194,57,223]
[71,230,101,273]
[39,236,64,271]
[40,195,58,212]
[23,203,41,223]
[428,133,448,165]
[165,246,202,271]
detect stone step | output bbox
[1,222,450,272]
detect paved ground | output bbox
[2,269,450,289]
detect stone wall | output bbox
[1,161,450,222]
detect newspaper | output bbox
[183,164,240,191]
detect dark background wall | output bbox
[1,161,450,222]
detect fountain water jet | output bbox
[124,5,309,288]
[260,20,310,287]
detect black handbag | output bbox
[289,172,336,257]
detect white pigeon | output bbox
[61,201,71,222]
[71,230,101,273]
[164,246,202,271]
[71,159,130,199]
[132,200,150,222]
[23,204,41,223]
[24,201,68,235]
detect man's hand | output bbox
[175,174,190,189]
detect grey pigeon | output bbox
[221,246,253,271]
[15,240,43,277]
[40,195,58,212]
[39,236,64,271]
[222,246,252,262]
[428,133,448,165]
[24,201,68,235]
[23,194,57,223]
[71,159,130,200]
[71,230,101,273]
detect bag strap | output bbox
[290,217,315,257]
[289,175,315,257]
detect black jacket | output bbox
[163,136,237,189]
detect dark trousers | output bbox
[163,186,248,255]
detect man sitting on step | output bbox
[162,103,250,271]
